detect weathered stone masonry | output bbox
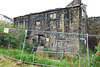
[88,17,100,50]
[14,0,87,51]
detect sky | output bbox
[0,0,100,18]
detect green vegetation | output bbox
[92,43,100,66]
[1,47,99,67]
[0,20,100,67]
[0,21,25,49]
[0,48,79,67]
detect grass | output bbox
[0,55,39,67]
[0,48,99,67]
[0,48,79,67]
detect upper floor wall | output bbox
[14,4,87,34]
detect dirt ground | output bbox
[0,55,39,67]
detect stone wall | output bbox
[14,0,100,51]
[14,1,87,52]
[88,17,100,49]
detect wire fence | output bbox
[22,29,89,67]
[33,51,80,67]
[0,27,100,67]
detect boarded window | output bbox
[23,21,25,28]
[50,14,53,19]
[54,13,56,19]
[82,10,86,17]
[46,38,49,42]
[23,21,27,28]
[59,14,64,32]
[36,21,40,25]
[50,13,56,19]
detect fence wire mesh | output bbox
[23,30,89,67]
[0,27,99,67]
[33,51,80,67]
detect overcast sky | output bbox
[0,0,100,18]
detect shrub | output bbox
[0,22,25,49]
[92,43,100,66]
[25,41,37,53]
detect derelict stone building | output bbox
[14,0,87,51]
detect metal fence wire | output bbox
[33,51,81,67]
[1,27,98,67]
[22,30,90,67]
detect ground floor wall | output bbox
[28,31,87,52]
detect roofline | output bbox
[88,16,100,18]
[0,14,12,20]
[14,4,83,18]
